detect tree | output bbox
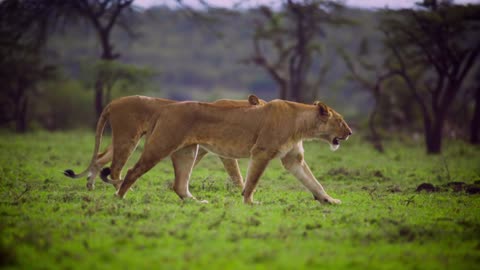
[470,67,480,144]
[0,0,135,131]
[248,0,349,102]
[340,40,396,153]
[0,52,56,132]
[80,60,153,103]
[380,0,480,154]
[0,0,59,132]
[70,0,135,120]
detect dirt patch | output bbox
[441,182,480,194]
[416,183,437,193]
[372,170,384,178]
[327,167,390,181]
[465,184,480,194]
[386,185,402,193]
[416,182,480,194]
[443,182,466,192]
[395,226,435,242]
[305,223,322,230]
[327,167,359,177]
[0,243,17,267]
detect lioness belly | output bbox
[199,144,251,159]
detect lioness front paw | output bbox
[314,195,342,204]
[182,197,208,204]
[243,198,260,205]
[319,196,341,205]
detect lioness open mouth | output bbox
[330,137,340,151]
[332,137,340,145]
[332,136,349,146]
[330,136,349,151]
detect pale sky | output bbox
[135,0,479,9]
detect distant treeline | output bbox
[47,6,378,114]
[1,0,478,154]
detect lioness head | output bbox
[313,101,352,151]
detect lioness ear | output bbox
[314,101,330,117]
[248,94,260,105]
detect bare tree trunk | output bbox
[471,87,480,144]
[368,98,384,153]
[105,84,113,107]
[73,0,131,123]
[289,1,308,103]
[12,79,29,133]
[15,95,28,133]
[93,35,116,121]
[368,83,386,152]
[279,83,288,100]
[425,116,444,154]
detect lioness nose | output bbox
[348,130,352,136]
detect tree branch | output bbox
[105,0,133,33]
[252,35,287,87]
[457,43,480,85]
[385,30,431,122]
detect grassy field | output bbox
[0,131,479,269]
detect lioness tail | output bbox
[63,104,111,179]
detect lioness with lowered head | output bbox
[64,95,264,192]
[102,99,352,204]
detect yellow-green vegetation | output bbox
[1,132,479,269]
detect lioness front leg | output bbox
[242,148,274,204]
[281,144,341,204]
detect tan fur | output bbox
[112,99,352,204]
[65,95,265,191]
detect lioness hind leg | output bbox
[108,134,142,190]
[219,158,244,189]
[192,147,208,167]
[86,145,113,190]
[171,145,200,200]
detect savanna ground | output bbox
[0,131,479,269]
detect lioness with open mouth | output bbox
[64,95,264,192]
[102,99,352,204]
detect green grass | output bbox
[1,131,479,269]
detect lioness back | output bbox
[107,96,174,132]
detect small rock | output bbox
[465,184,480,195]
[416,183,436,193]
[305,223,322,230]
